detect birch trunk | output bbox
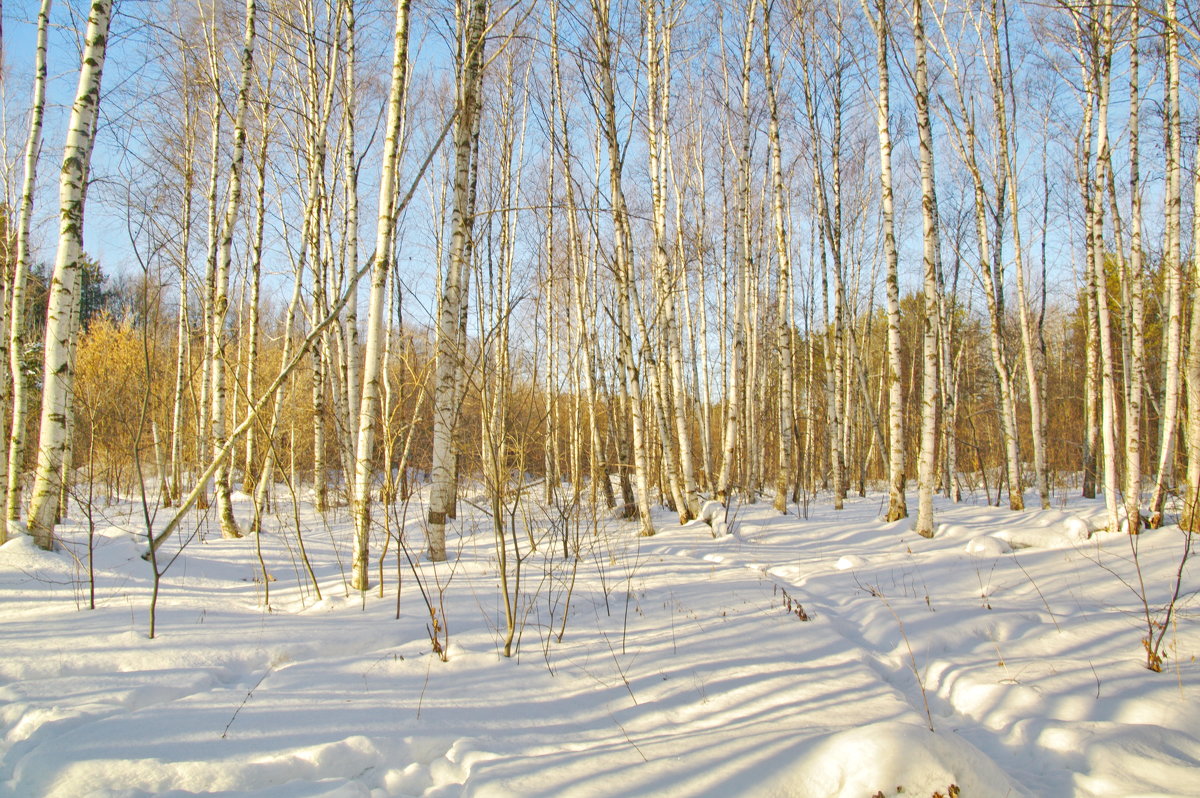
[912,0,941,538]
[593,0,654,533]
[27,0,112,549]
[351,0,410,588]
[865,0,907,521]
[241,99,270,493]
[717,0,758,506]
[1149,0,1183,527]
[1183,132,1200,532]
[340,0,361,475]
[428,0,488,559]
[550,0,606,509]
[209,0,258,540]
[762,0,795,515]
[1124,4,1146,532]
[168,93,195,507]
[5,0,52,538]
[646,0,699,521]
[986,0,1048,509]
[1083,1,1120,531]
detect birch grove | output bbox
[0,0,1195,595]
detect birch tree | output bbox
[864,0,907,521]
[985,0,1049,510]
[4,0,52,539]
[351,0,411,588]
[27,0,113,548]
[911,0,941,538]
[207,0,259,539]
[427,0,489,559]
[716,0,758,506]
[1149,0,1183,527]
[762,0,796,515]
[1123,1,1146,532]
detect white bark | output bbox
[1124,3,1146,532]
[5,0,52,538]
[209,0,258,540]
[716,0,758,506]
[1183,133,1200,532]
[912,0,940,538]
[27,0,112,549]
[352,0,411,586]
[762,0,795,515]
[984,2,1047,510]
[864,0,907,521]
[428,0,488,559]
[1150,0,1183,526]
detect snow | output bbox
[1,490,1198,797]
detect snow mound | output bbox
[993,516,1092,549]
[965,536,1012,556]
[791,721,1030,798]
[836,555,867,570]
[699,500,724,524]
[699,500,729,536]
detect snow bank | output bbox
[789,721,1030,798]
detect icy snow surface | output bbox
[1,490,1197,797]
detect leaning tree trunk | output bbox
[26,0,112,549]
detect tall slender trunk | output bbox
[591,0,654,533]
[912,0,941,538]
[986,0,1047,510]
[196,92,221,511]
[242,100,271,493]
[550,0,606,509]
[209,0,258,540]
[351,0,411,588]
[168,85,196,508]
[1149,0,1183,526]
[1182,131,1200,532]
[341,0,361,476]
[716,1,758,506]
[4,0,52,539]
[762,0,795,515]
[1079,1,1120,531]
[428,0,488,558]
[1124,3,1146,532]
[866,0,907,521]
[27,0,112,549]
[646,0,699,520]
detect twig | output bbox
[1012,554,1061,632]
[609,712,648,762]
[222,667,272,738]
[864,583,934,732]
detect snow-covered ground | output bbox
[2,487,1197,797]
